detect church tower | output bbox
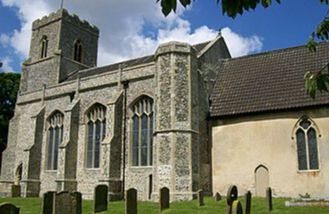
[20,9,99,92]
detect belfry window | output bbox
[86,104,106,168]
[131,96,153,166]
[47,111,64,170]
[41,36,48,58]
[74,40,82,62]
[295,117,319,171]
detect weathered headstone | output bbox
[215,192,222,201]
[125,188,137,214]
[159,187,170,211]
[226,185,238,214]
[42,191,55,214]
[197,189,204,206]
[266,187,273,211]
[54,191,82,214]
[0,202,20,214]
[231,200,243,214]
[11,185,21,197]
[245,191,251,214]
[94,185,108,213]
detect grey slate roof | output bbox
[210,42,329,117]
[65,41,211,81]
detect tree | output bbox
[157,0,329,98]
[0,72,20,152]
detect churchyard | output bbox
[0,185,329,214]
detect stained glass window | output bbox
[47,111,64,170]
[295,117,319,171]
[86,104,106,168]
[131,96,153,166]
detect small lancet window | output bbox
[73,40,82,63]
[295,117,319,171]
[86,104,106,168]
[47,111,64,170]
[41,36,48,58]
[131,96,153,166]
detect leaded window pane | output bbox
[47,128,54,170]
[299,119,311,129]
[308,128,319,170]
[47,112,64,170]
[87,122,93,168]
[131,97,153,166]
[296,129,307,170]
[86,104,106,168]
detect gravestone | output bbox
[125,188,137,214]
[159,187,170,211]
[94,185,108,213]
[215,192,221,201]
[197,189,204,206]
[226,185,238,214]
[42,191,55,214]
[231,200,243,214]
[54,191,82,214]
[0,202,20,214]
[266,187,273,211]
[11,185,21,197]
[245,191,251,214]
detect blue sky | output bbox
[0,0,328,72]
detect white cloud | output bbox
[221,27,263,57]
[0,0,263,68]
[0,56,15,72]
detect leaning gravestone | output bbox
[214,192,222,201]
[266,187,273,211]
[94,185,108,213]
[231,200,243,214]
[226,185,238,214]
[54,191,82,214]
[159,187,170,211]
[197,189,204,206]
[0,202,20,214]
[42,191,55,214]
[125,188,137,214]
[11,185,21,197]
[245,191,251,214]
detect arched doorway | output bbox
[255,165,269,197]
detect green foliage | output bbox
[305,64,329,98]
[0,72,20,151]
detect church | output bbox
[0,9,329,201]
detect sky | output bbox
[0,0,328,72]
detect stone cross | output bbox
[245,191,251,214]
[126,188,137,214]
[197,189,204,206]
[266,187,273,211]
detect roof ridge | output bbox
[225,41,329,62]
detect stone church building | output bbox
[0,9,329,200]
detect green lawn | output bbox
[0,197,328,213]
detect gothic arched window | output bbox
[73,40,82,63]
[41,36,48,58]
[295,117,319,171]
[131,96,153,166]
[86,104,106,168]
[47,111,64,170]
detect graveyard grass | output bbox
[0,197,329,213]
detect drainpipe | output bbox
[122,80,129,199]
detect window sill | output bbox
[297,169,320,173]
[85,168,100,170]
[45,170,57,173]
[129,166,153,169]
